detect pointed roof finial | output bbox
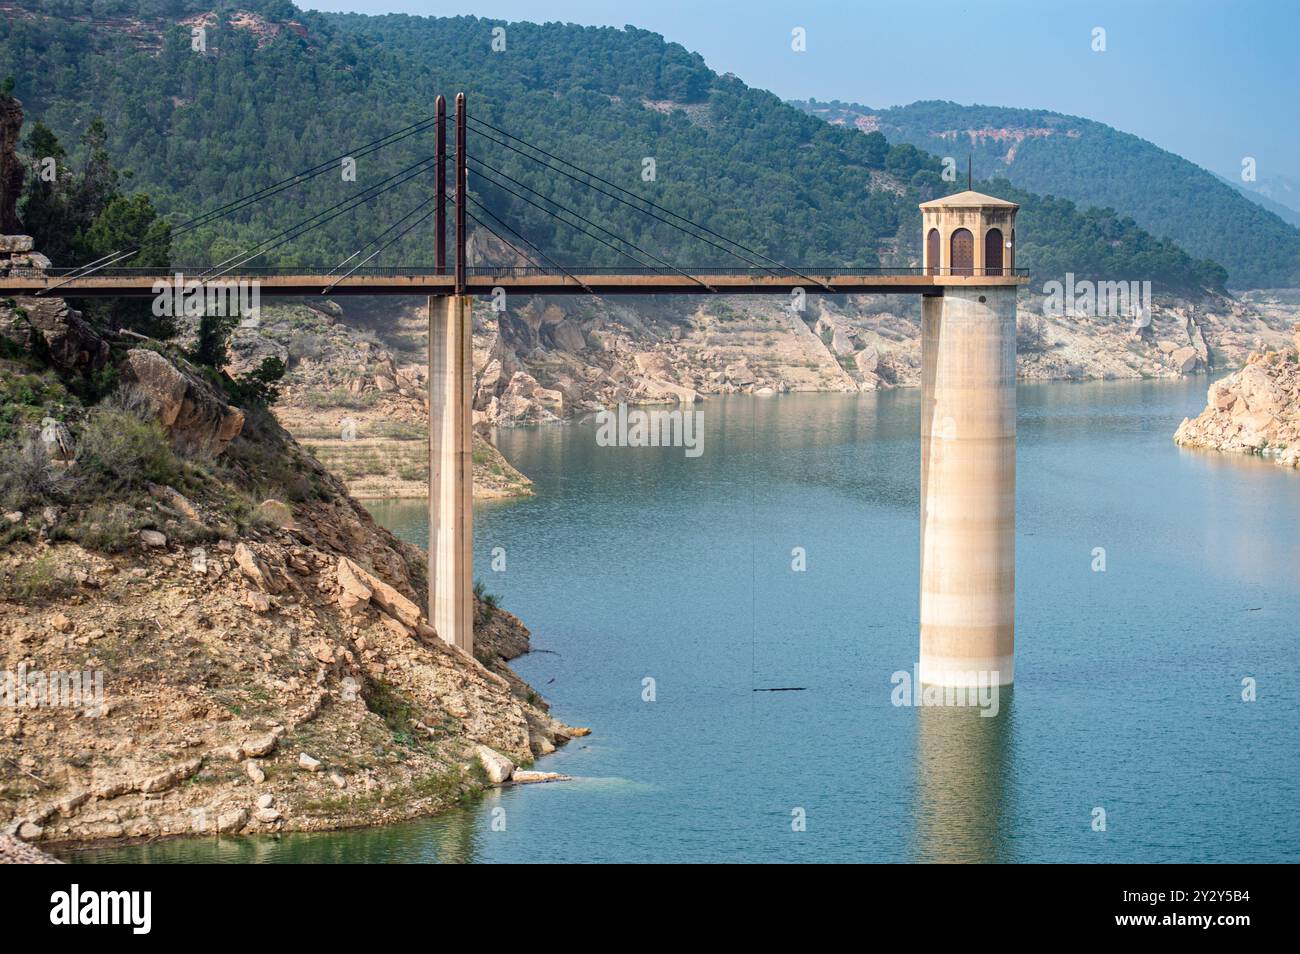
[967,154,972,191]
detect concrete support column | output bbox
[428,294,474,655]
[919,287,1016,686]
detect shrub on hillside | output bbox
[74,391,179,494]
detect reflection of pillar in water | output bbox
[913,689,1015,863]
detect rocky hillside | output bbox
[202,299,531,500]
[0,274,582,851]
[1175,325,1300,467]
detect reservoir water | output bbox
[69,379,1300,863]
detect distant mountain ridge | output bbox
[1220,173,1300,228]
[792,98,1300,289]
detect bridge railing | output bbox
[39,265,1030,279]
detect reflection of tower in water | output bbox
[913,689,1016,863]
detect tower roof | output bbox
[919,190,1019,211]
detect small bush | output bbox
[227,356,286,408]
[363,677,418,747]
[74,394,179,494]
[60,502,142,552]
[0,554,73,603]
[0,436,56,513]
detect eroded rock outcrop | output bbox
[120,348,245,454]
[0,297,108,375]
[1175,330,1300,467]
[0,440,586,848]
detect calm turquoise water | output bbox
[70,380,1299,863]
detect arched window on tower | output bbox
[950,228,973,276]
[985,227,1004,276]
[926,228,940,276]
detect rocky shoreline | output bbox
[263,286,1299,427]
[1174,326,1300,467]
[1,285,583,858]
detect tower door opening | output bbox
[950,228,974,276]
[985,227,1004,276]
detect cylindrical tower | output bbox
[917,190,1021,687]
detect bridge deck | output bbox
[0,267,1029,297]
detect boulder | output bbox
[137,757,203,794]
[1169,346,1199,374]
[41,421,74,461]
[1209,381,1236,410]
[550,321,587,352]
[0,235,33,254]
[244,760,266,783]
[16,821,43,841]
[243,590,272,613]
[474,744,514,783]
[57,791,90,816]
[149,484,201,521]
[497,371,564,424]
[139,529,167,548]
[725,362,756,386]
[216,808,248,834]
[336,557,374,612]
[633,352,673,378]
[234,542,281,593]
[8,252,51,270]
[120,349,244,454]
[253,807,282,824]
[0,298,108,375]
[297,752,322,772]
[336,557,421,628]
[830,327,855,356]
[241,734,278,758]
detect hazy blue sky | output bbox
[303,0,1298,183]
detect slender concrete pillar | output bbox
[428,294,474,654]
[919,286,1016,686]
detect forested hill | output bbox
[793,98,1300,289]
[0,1,1223,292]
